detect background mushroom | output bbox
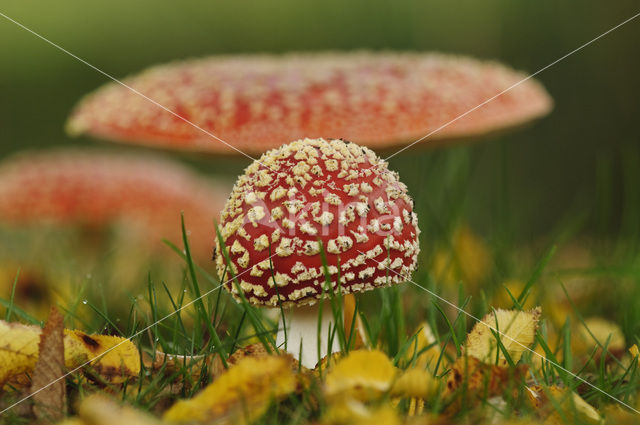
[215,138,419,367]
[0,149,230,260]
[67,51,551,155]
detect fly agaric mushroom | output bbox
[0,149,229,258]
[214,138,419,367]
[67,52,551,154]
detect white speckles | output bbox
[366,245,384,259]
[355,202,369,217]
[240,280,268,297]
[310,165,323,176]
[284,199,304,214]
[343,183,359,197]
[384,236,403,251]
[301,240,321,256]
[374,276,389,285]
[339,206,355,225]
[393,216,403,233]
[367,219,380,233]
[291,261,306,274]
[374,197,389,214]
[350,230,369,243]
[271,228,281,243]
[308,187,323,197]
[254,234,269,251]
[403,209,411,224]
[270,206,284,221]
[221,215,243,239]
[310,201,321,215]
[386,185,402,200]
[276,238,294,257]
[255,170,272,187]
[245,192,258,204]
[247,206,265,226]
[270,186,287,201]
[390,257,404,269]
[289,286,318,301]
[272,272,291,287]
[250,265,264,277]
[237,226,251,241]
[358,267,376,279]
[350,254,367,267]
[282,218,294,229]
[360,182,373,193]
[230,239,246,255]
[324,193,341,205]
[237,251,250,268]
[325,159,339,171]
[299,221,318,236]
[327,236,353,254]
[292,162,310,176]
[314,211,334,226]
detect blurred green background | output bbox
[1,0,639,244]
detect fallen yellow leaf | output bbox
[465,307,541,366]
[404,322,444,370]
[574,317,625,358]
[324,350,397,402]
[390,367,440,400]
[163,354,295,424]
[0,319,139,385]
[77,394,164,425]
[322,400,400,425]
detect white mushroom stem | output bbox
[276,299,339,369]
[276,294,363,369]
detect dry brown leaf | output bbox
[444,355,527,414]
[525,385,603,424]
[31,307,66,422]
[0,319,139,386]
[465,307,541,366]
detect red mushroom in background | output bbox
[67,51,552,154]
[215,138,419,367]
[0,149,230,259]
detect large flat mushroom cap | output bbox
[0,149,229,256]
[67,52,552,155]
[214,138,420,307]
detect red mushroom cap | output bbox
[67,52,552,155]
[214,138,420,307]
[0,150,229,256]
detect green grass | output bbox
[1,148,640,424]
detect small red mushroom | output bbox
[0,149,230,258]
[214,138,419,366]
[67,52,552,154]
